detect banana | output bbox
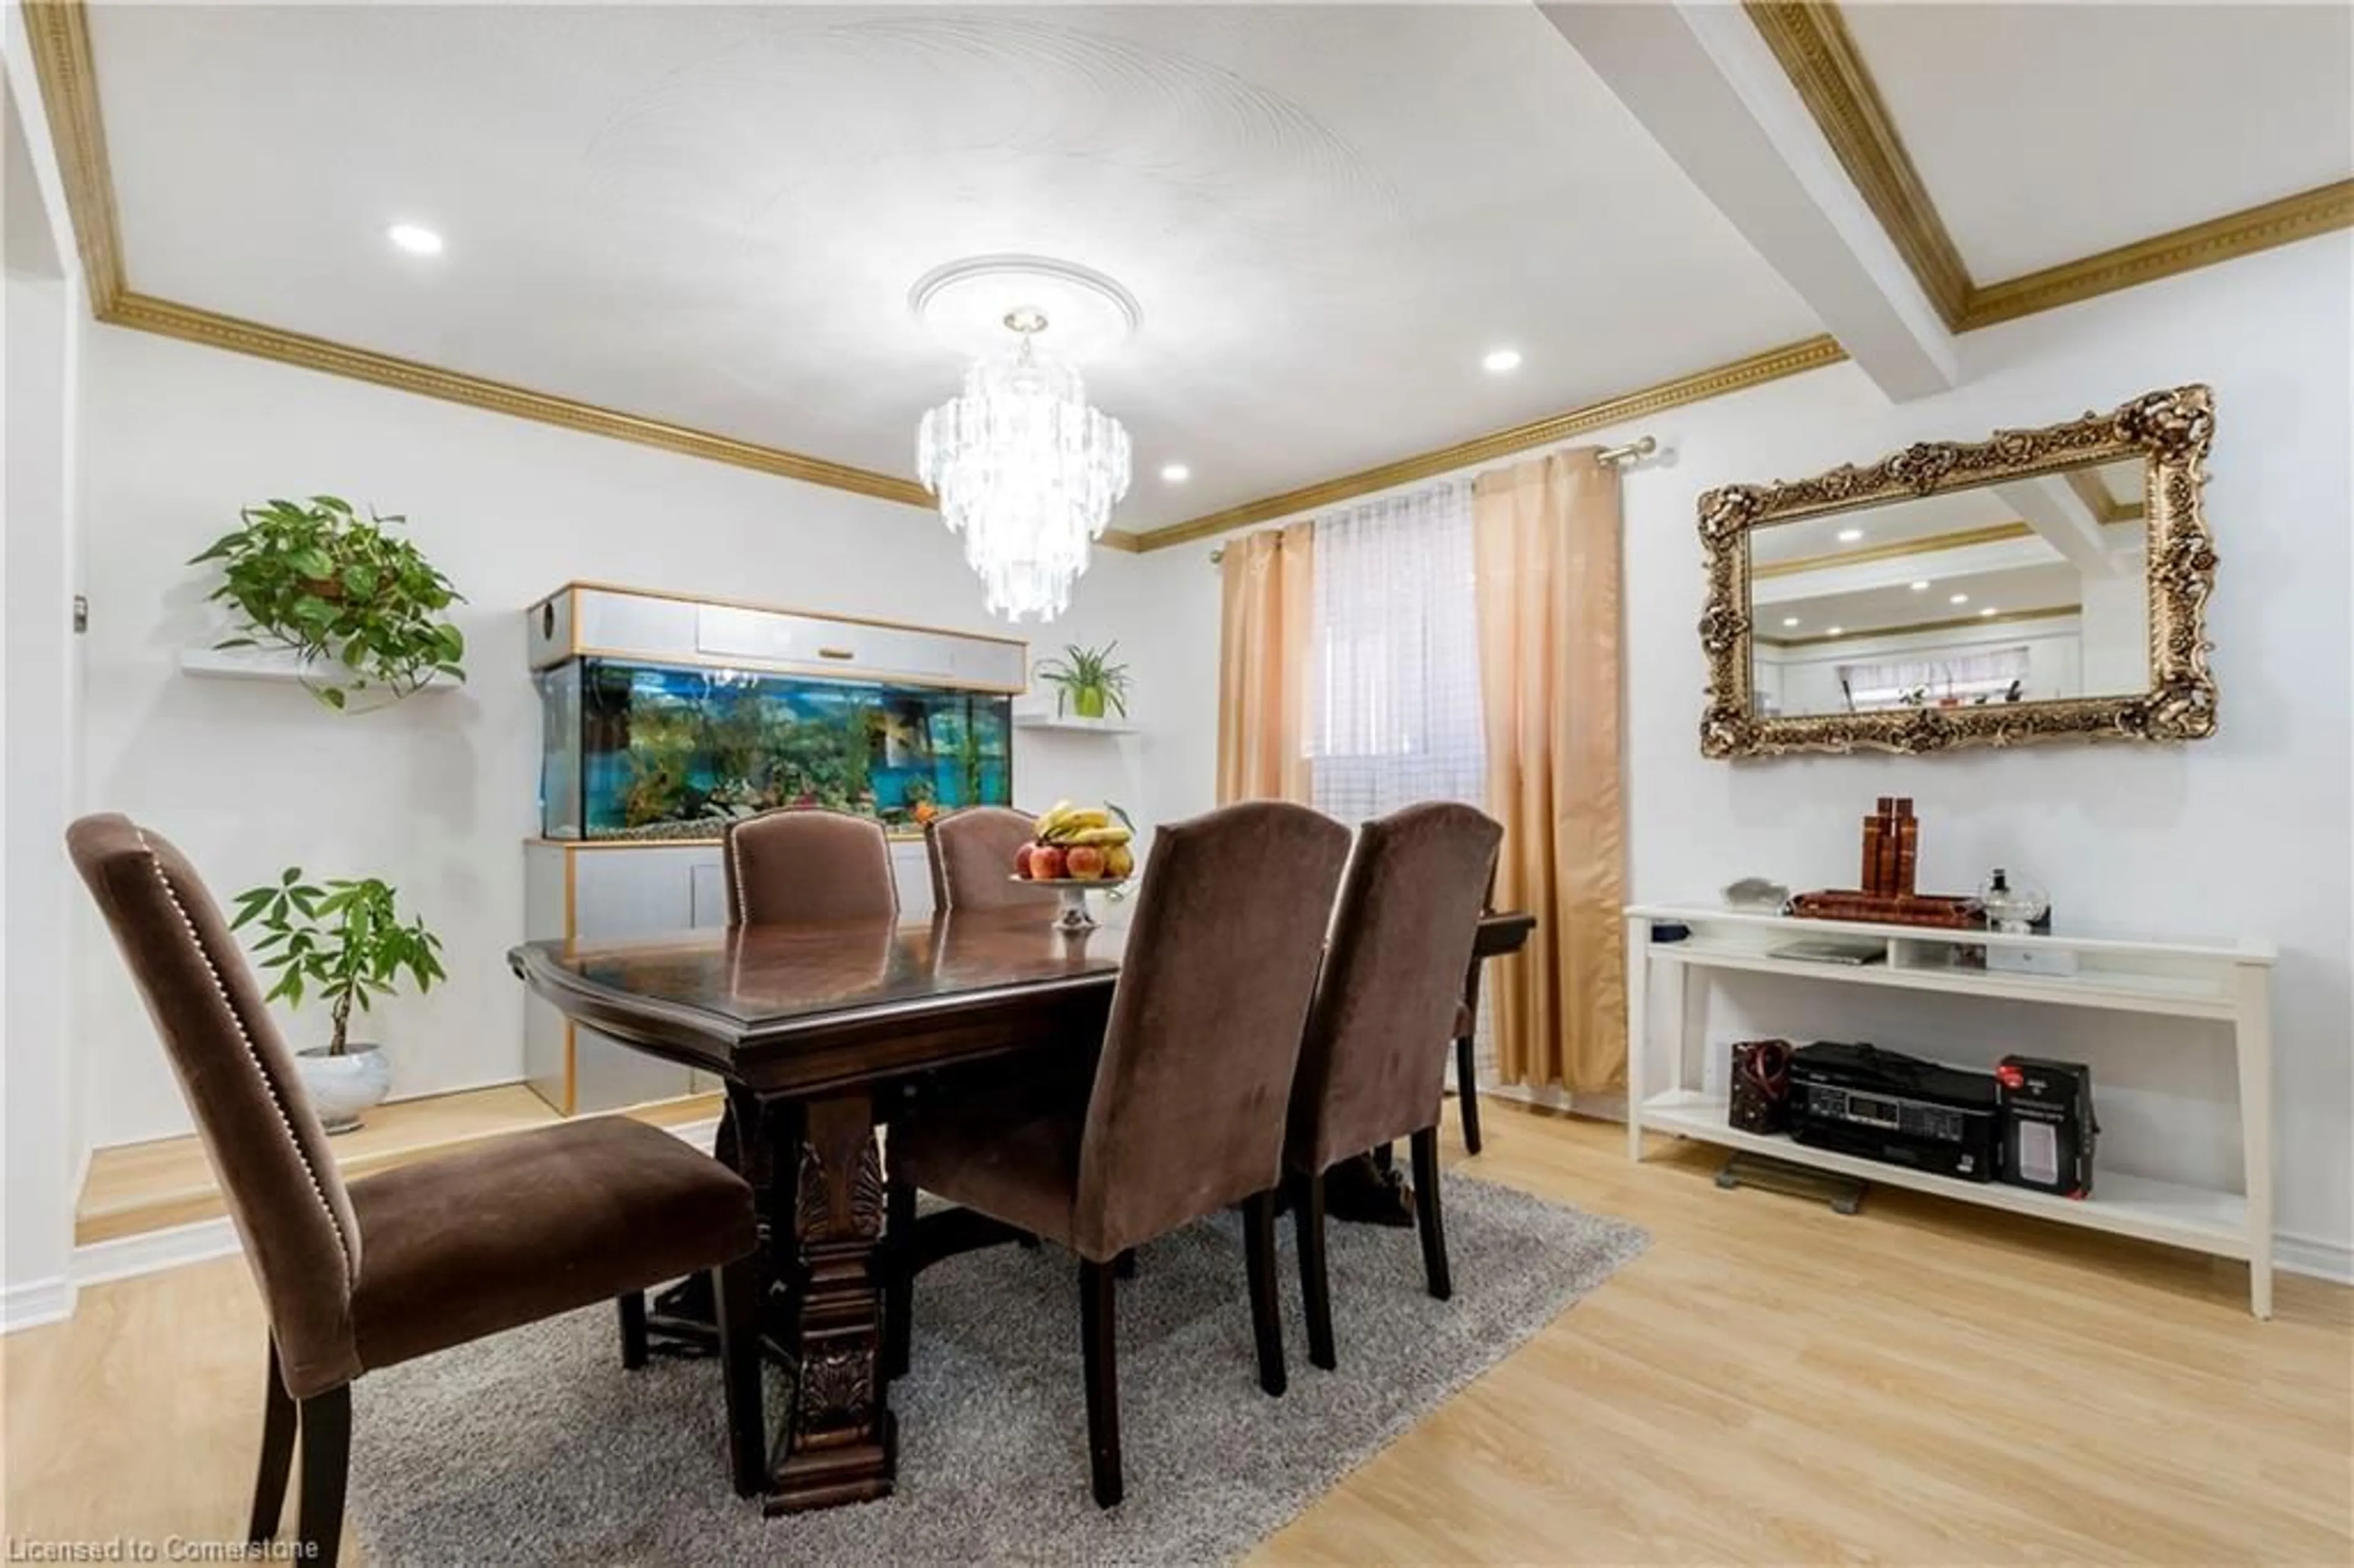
[1068,825,1132,847]
[1053,814,1110,842]
[1034,799,1076,839]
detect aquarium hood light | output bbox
[915,291,1133,624]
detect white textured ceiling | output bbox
[1843,3,2354,282]
[90,4,1819,530]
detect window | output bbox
[1307,481,1485,823]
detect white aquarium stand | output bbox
[1624,902,2277,1317]
[178,644,460,691]
[1012,709,1138,735]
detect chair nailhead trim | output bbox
[138,832,357,1282]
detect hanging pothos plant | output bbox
[191,496,467,710]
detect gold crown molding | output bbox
[108,293,935,507]
[2065,467,2145,528]
[1133,335,1849,551]
[28,0,2342,556]
[1960,180,2354,332]
[1751,520,2033,579]
[1743,2,1970,330]
[23,0,124,314]
[1758,603,2079,650]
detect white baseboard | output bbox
[72,1214,243,1288]
[0,1276,78,1333]
[36,1109,2351,1314]
[2274,1230,2354,1286]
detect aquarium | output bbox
[538,656,1013,840]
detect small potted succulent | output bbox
[230,868,447,1132]
[191,495,467,710]
[1034,641,1131,720]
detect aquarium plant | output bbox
[1034,641,1131,720]
[230,868,447,1055]
[192,496,467,710]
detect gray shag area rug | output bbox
[349,1174,1647,1565]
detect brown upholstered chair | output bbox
[924,804,1058,911]
[890,801,1352,1507]
[1286,802,1503,1370]
[1449,865,1503,1154]
[1451,996,1482,1152]
[67,815,768,1565]
[660,805,903,1352]
[722,805,898,926]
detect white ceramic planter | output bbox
[295,1044,392,1133]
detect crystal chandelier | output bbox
[917,310,1132,623]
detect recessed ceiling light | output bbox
[1979,607,1997,617]
[1910,580,1930,592]
[1160,463,1190,484]
[387,223,444,256]
[1949,592,1970,605]
[1481,348,1523,373]
[1826,626,1845,636]
[1837,528,1864,543]
[1781,617,1800,628]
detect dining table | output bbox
[509,899,1535,1513]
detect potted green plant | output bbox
[1034,641,1131,720]
[191,496,467,710]
[230,868,448,1132]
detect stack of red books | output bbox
[1790,797,1984,930]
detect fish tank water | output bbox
[538,657,1013,840]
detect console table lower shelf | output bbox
[1640,1090,2251,1257]
[1625,902,2275,1318]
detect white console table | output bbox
[1624,903,2277,1317]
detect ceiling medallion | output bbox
[913,259,1137,623]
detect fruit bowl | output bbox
[1013,800,1137,929]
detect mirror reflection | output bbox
[1746,456,2148,719]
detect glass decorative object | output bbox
[1979,867,2051,933]
[916,312,1132,623]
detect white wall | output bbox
[77,324,1171,1148]
[1132,235,2354,1262]
[2,55,88,1327]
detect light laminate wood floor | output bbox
[7,1102,2348,1563]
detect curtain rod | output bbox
[1205,435,1657,564]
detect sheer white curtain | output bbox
[1840,644,2032,710]
[1308,480,1486,824]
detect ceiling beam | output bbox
[1743,4,2354,335]
[1540,1,1957,402]
[1742,2,1968,331]
[1993,475,2115,577]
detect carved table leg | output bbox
[764,1087,896,1512]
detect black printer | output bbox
[1788,1041,1999,1182]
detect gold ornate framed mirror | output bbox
[1697,385,2217,758]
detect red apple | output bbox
[1014,842,1037,879]
[1030,845,1068,880]
[1064,845,1107,880]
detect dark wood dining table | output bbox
[509,902,1534,1513]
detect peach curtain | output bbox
[1216,522,1316,804]
[1471,450,1626,1094]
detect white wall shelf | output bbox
[1013,710,1138,735]
[178,645,460,692]
[1625,902,2276,1317]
